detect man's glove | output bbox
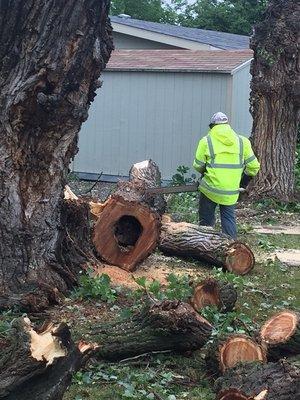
[240,173,253,189]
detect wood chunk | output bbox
[206,335,266,374]
[93,196,160,271]
[91,300,213,361]
[215,360,300,400]
[191,278,237,312]
[159,222,255,275]
[259,310,300,360]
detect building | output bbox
[111,16,249,51]
[73,48,253,181]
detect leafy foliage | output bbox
[134,273,193,302]
[73,270,117,303]
[170,165,196,186]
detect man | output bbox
[193,112,260,238]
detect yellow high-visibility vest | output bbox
[193,124,260,205]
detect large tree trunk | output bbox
[249,0,300,201]
[90,300,213,361]
[159,222,255,275]
[0,318,93,400]
[0,0,113,310]
[215,360,300,400]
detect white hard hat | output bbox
[211,112,228,124]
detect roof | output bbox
[111,16,249,50]
[106,50,253,74]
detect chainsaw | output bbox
[146,182,247,195]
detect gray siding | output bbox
[113,32,182,49]
[231,64,252,136]
[74,71,233,179]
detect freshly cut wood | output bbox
[91,300,213,361]
[129,159,166,215]
[64,185,78,201]
[93,195,160,271]
[191,278,237,312]
[259,310,300,360]
[206,335,266,374]
[159,222,255,275]
[215,360,300,400]
[0,318,95,400]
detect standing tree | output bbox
[0,0,113,310]
[249,0,300,201]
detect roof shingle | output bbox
[111,16,250,50]
[106,50,253,74]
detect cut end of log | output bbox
[93,196,160,271]
[218,390,250,400]
[260,310,299,344]
[191,278,220,310]
[219,335,266,372]
[225,243,255,275]
[24,317,67,365]
[64,185,78,201]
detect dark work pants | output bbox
[199,193,237,239]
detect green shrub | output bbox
[73,270,117,303]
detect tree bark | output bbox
[205,335,266,375]
[0,0,113,310]
[129,159,166,214]
[90,300,213,361]
[249,0,300,201]
[0,318,93,400]
[259,310,300,360]
[159,222,255,275]
[215,360,300,400]
[190,278,237,312]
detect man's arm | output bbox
[193,137,207,174]
[243,137,260,177]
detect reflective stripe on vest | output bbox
[206,135,244,169]
[200,180,240,195]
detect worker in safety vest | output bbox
[193,112,260,238]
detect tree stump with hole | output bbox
[206,335,266,375]
[215,360,300,400]
[90,300,213,361]
[190,278,237,312]
[0,317,95,400]
[159,222,255,275]
[259,310,300,360]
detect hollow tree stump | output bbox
[90,300,213,361]
[191,278,237,312]
[215,360,300,400]
[159,222,255,275]
[259,310,300,360]
[206,335,266,375]
[93,192,160,271]
[0,318,94,400]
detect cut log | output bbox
[90,300,213,361]
[0,318,95,400]
[93,194,160,271]
[159,222,255,275]
[206,335,267,374]
[129,159,166,215]
[191,278,237,312]
[259,310,300,360]
[215,360,300,400]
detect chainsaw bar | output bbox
[146,182,199,195]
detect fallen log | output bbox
[215,360,300,400]
[0,318,94,400]
[90,300,213,361]
[191,278,237,312]
[259,310,300,360]
[206,335,266,374]
[159,222,255,275]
